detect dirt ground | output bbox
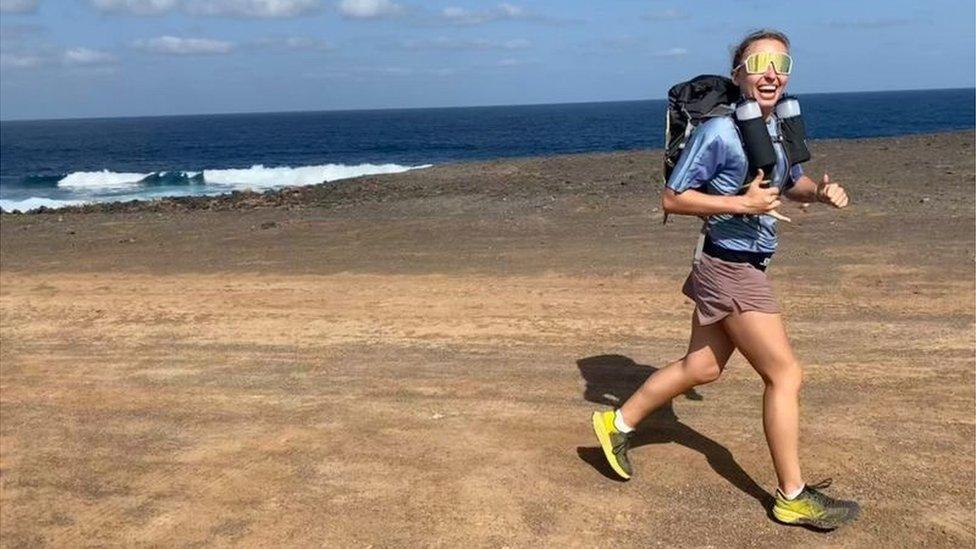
[1,132,974,547]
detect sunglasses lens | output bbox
[744,53,764,73]
[744,52,792,74]
[775,53,792,74]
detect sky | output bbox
[1,0,974,120]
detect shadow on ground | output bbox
[576,354,773,510]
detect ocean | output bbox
[1,87,973,212]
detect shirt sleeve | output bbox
[665,123,725,194]
[782,162,804,192]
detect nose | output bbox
[763,63,777,80]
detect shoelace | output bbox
[804,479,848,509]
[807,478,833,490]
[611,432,632,454]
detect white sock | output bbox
[613,409,635,433]
[782,484,805,500]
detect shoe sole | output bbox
[591,412,631,480]
[772,507,856,531]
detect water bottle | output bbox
[775,96,811,164]
[734,99,777,179]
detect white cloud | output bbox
[653,47,688,58]
[601,36,640,50]
[441,3,526,25]
[432,3,571,26]
[498,3,521,17]
[256,36,333,51]
[494,57,535,67]
[336,0,403,19]
[0,52,44,68]
[425,67,455,76]
[89,0,320,17]
[0,0,39,13]
[361,66,458,77]
[186,0,321,18]
[90,0,179,15]
[303,65,457,81]
[63,47,117,65]
[369,66,412,75]
[69,65,119,76]
[643,9,688,22]
[827,18,915,29]
[400,37,529,51]
[503,38,530,50]
[134,35,234,55]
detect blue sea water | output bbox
[1,88,973,212]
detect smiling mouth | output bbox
[757,85,779,99]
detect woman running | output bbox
[590,29,860,530]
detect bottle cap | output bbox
[776,98,801,118]
[735,100,762,121]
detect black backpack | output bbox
[663,75,741,183]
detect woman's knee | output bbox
[761,360,803,392]
[682,356,723,385]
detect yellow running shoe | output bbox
[772,480,860,530]
[591,410,633,480]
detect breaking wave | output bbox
[47,163,429,190]
[0,162,432,212]
[58,170,153,189]
[0,197,85,213]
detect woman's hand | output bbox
[816,173,849,208]
[738,169,783,214]
[661,168,789,218]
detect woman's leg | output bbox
[618,311,735,427]
[721,311,804,494]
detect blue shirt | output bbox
[665,115,803,253]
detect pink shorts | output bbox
[681,253,780,326]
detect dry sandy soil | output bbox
[1,132,974,547]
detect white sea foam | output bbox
[50,163,429,191]
[0,197,85,212]
[201,163,431,189]
[58,170,149,189]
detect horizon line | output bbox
[2,85,973,124]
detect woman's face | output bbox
[733,38,790,113]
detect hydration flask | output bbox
[734,99,776,179]
[775,96,811,164]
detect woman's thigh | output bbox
[721,311,798,381]
[685,311,736,373]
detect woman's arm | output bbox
[783,174,820,202]
[662,188,749,216]
[663,169,783,217]
[784,173,849,208]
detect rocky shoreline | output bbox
[3,131,971,216]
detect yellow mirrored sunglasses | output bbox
[736,51,793,75]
